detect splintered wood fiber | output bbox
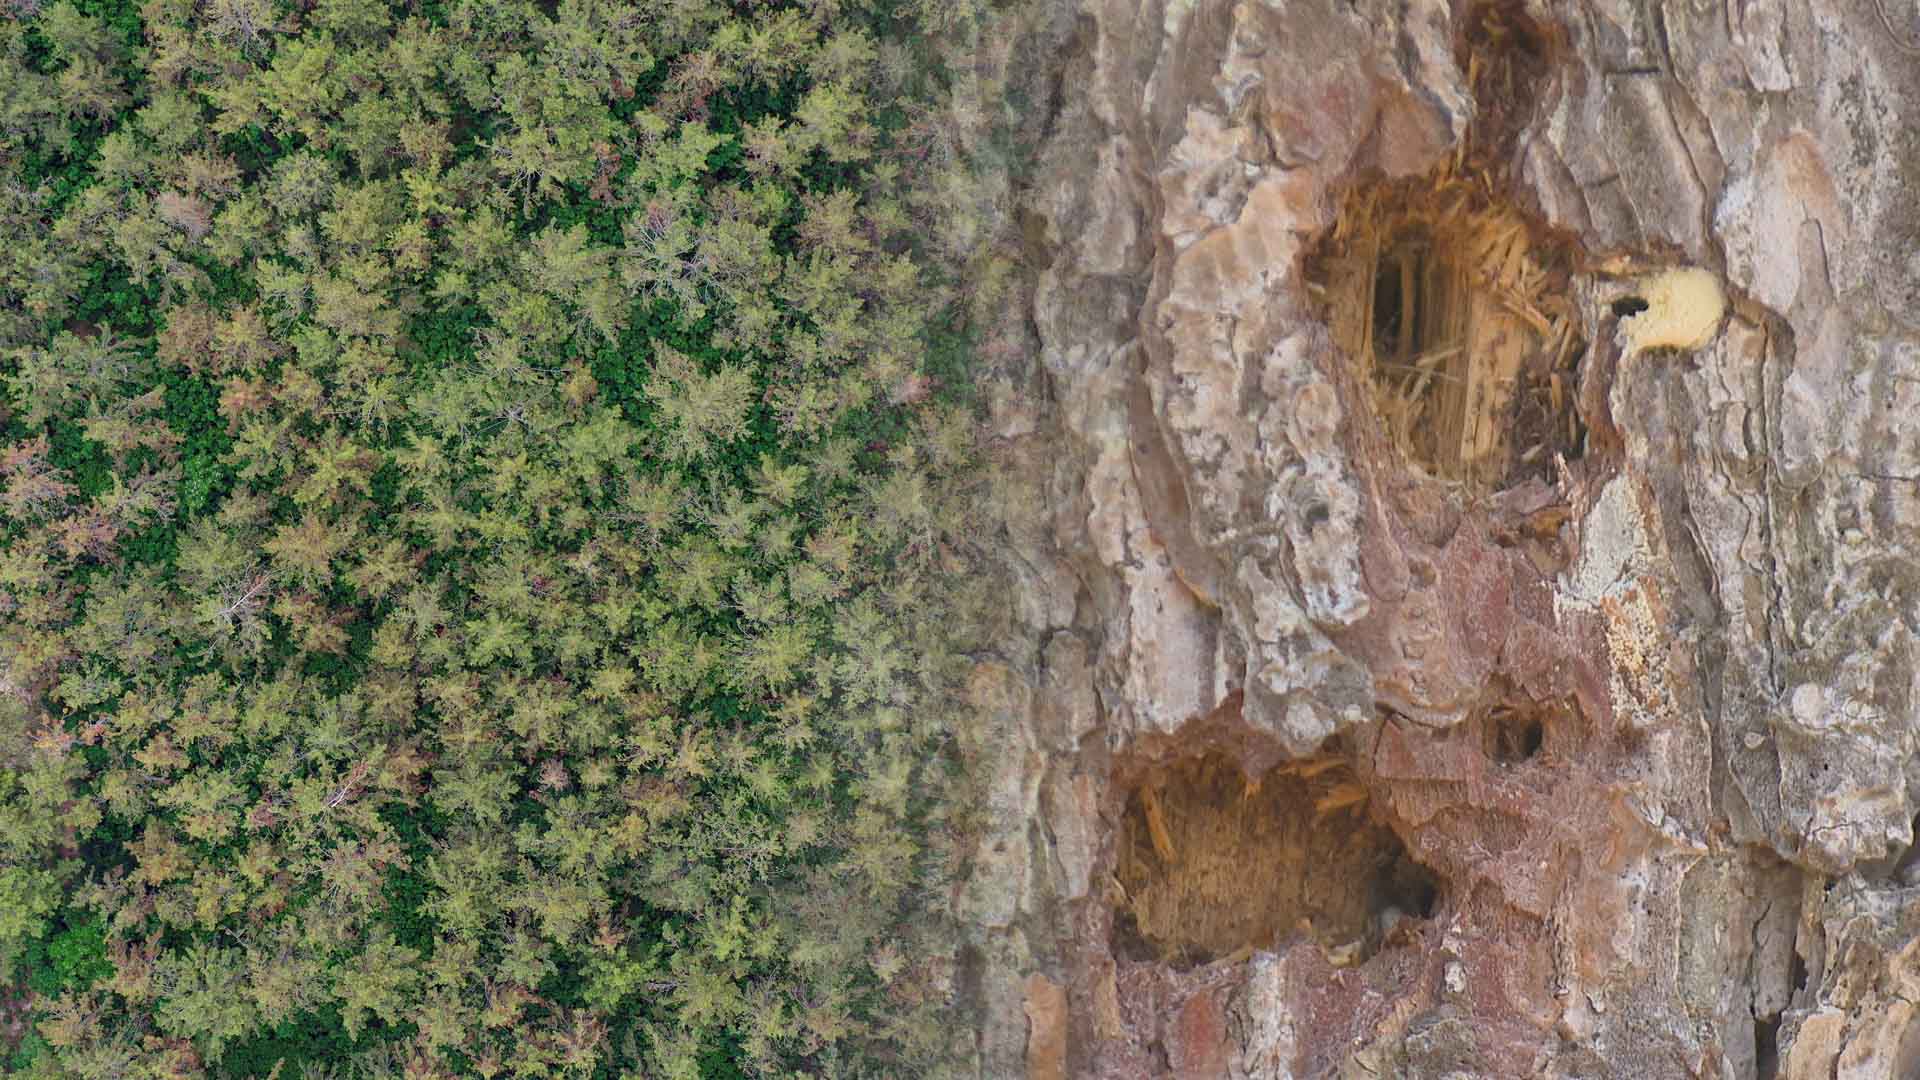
[1317,166,1581,491]
[1115,752,1405,966]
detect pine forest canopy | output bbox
[0,0,1008,1075]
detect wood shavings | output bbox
[1308,160,1585,491]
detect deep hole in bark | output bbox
[1370,239,1415,362]
[1112,751,1437,969]
[1306,0,1593,494]
[1611,295,1650,317]
[1457,0,1564,158]
[1754,1015,1781,1080]
[1110,906,1158,964]
[1485,703,1545,764]
[1477,679,1565,765]
[1307,168,1587,492]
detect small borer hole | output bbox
[1487,707,1545,764]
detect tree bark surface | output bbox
[960,0,1920,1076]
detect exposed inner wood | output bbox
[1315,166,1585,492]
[1113,752,1435,969]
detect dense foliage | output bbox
[0,0,1006,1074]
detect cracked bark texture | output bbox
[956,0,1920,1076]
